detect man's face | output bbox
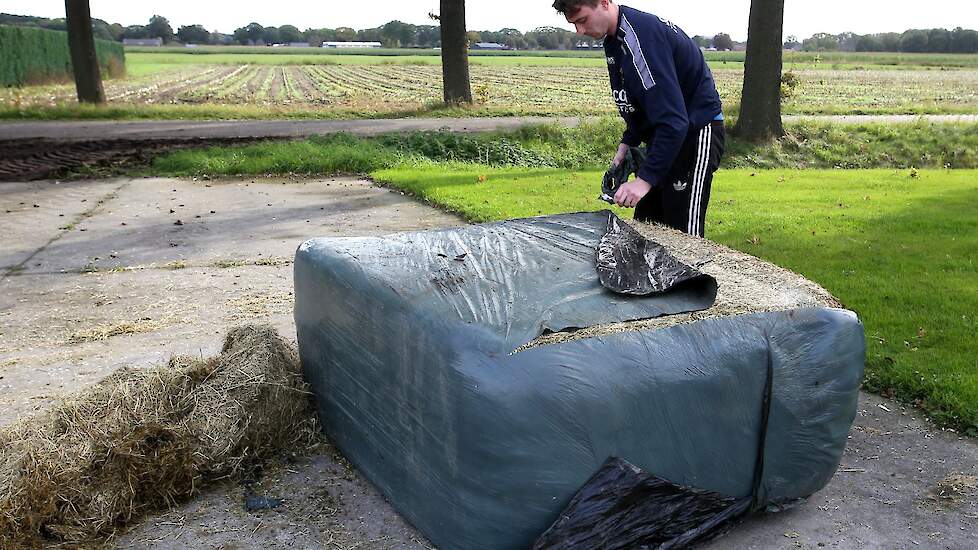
[565,2,612,40]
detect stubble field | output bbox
[2,50,978,119]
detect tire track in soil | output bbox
[325,65,435,109]
[150,66,237,104]
[175,66,251,104]
[267,68,285,103]
[106,67,222,104]
[289,67,331,106]
[0,137,267,182]
[305,66,356,99]
[254,67,278,104]
[239,66,271,104]
[281,67,304,104]
[213,66,264,103]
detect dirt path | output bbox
[1,176,975,548]
[0,137,267,181]
[0,117,585,143]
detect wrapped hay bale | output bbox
[0,325,316,547]
[294,211,865,550]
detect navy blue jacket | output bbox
[604,5,722,187]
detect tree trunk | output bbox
[65,0,105,104]
[734,0,784,141]
[439,0,471,105]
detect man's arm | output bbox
[615,13,691,188]
[633,45,689,188]
[621,127,642,149]
[612,20,690,207]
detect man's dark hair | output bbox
[552,0,601,16]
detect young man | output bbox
[554,0,725,237]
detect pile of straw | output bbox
[0,325,317,546]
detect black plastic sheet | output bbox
[601,146,647,204]
[598,213,716,295]
[533,457,746,550]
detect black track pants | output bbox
[634,120,726,237]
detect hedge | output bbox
[0,25,125,87]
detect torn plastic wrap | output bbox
[535,348,775,549]
[294,211,866,550]
[597,213,715,295]
[533,457,747,550]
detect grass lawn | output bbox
[370,166,978,433]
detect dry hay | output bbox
[0,325,318,547]
[932,473,978,504]
[67,317,166,344]
[520,219,841,351]
[225,291,294,322]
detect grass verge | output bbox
[147,119,978,176]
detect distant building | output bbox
[288,42,310,48]
[123,38,163,47]
[471,42,507,50]
[321,41,382,48]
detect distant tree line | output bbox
[227,22,607,50]
[791,28,978,53]
[691,34,736,51]
[0,13,601,49]
[3,13,978,53]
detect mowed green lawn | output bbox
[370,166,978,433]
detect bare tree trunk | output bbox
[439,0,471,105]
[734,0,784,141]
[65,0,105,104]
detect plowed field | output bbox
[3,64,978,116]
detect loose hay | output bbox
[67,317,166,344]
[226,291,294,322]
[0,324,318,547]
[933,474,978,503]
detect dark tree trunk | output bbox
[65,0,105,104]
[734,0,784,141]
[439,0,471,105]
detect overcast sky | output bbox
[3,1,977,41]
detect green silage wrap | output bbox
[294,211,865,550]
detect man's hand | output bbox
[614,177,652,208]
[612,142,630,167]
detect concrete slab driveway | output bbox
[1,176,975,548]
[1,176,462,425]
